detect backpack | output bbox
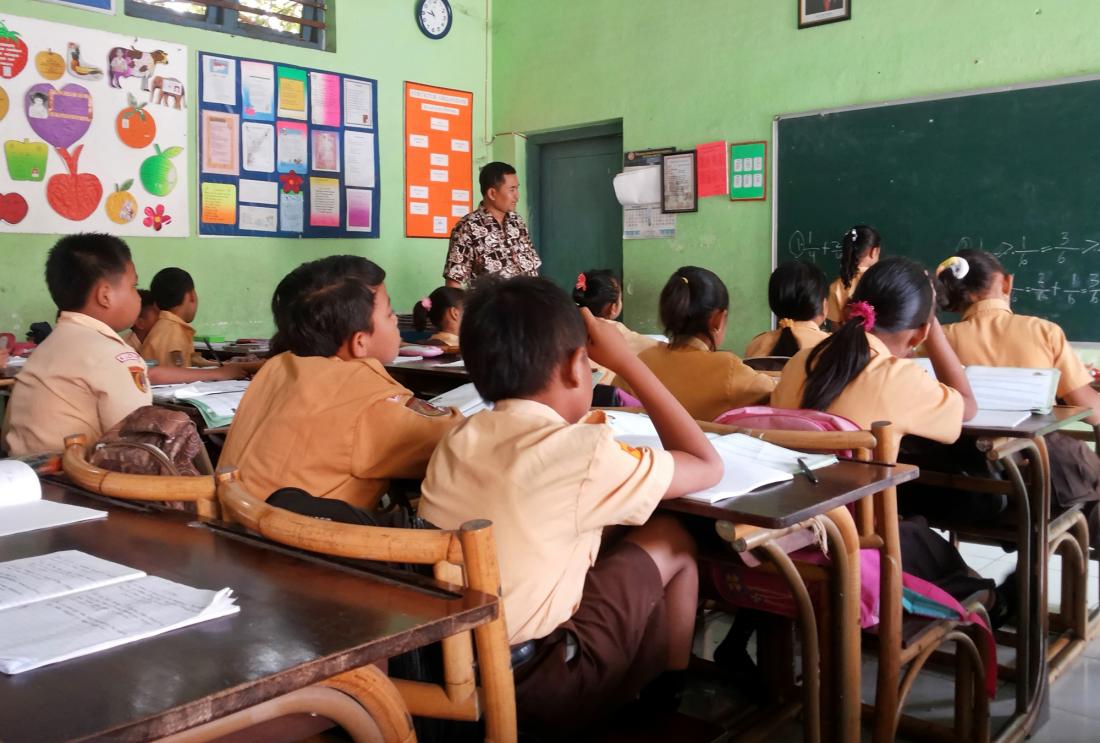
[90,406,211,477]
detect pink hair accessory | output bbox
[420,297,432,310]
[846,300,876,331]
[575,273,587,292]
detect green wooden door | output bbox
[536,134,623,291]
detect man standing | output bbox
[443,162,541,287]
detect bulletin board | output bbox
[197,52,379,238]
[0,13,189,237]
[404,81,473,238]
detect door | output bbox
[536,133,623,291]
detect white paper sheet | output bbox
[0,460,40,506]
[343,79,374,128]
[0,501,107,538]
[344,131,376,188]
[429,383,490,416]
[202,55,237,106]
[238,178,278,205]
[239,205,278,232]
[613,165,661,206]
[240,61,275,120]
[241,122,275,173]
[0,551,144,611]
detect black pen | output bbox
[797,457,818,485]
[204,339,224,367]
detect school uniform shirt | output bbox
[826,268,866,324]
[419,400,674,644]
[219,352,462,509]
[3,312,151,456]
[942,298,1093,398]
[744,321,829,358]
[629,337,776,421]
[140,310,214,368]
[771,332,964,442]
[428,331,460,347]
[122,330,142,351]
[591,319,660,384]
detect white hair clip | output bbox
[937,256,970,280]
[849,228,858,239]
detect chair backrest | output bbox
[743,356,790,372]
[63,434,219,518]
[215,468,517,743]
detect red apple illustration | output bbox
[0,192,28,224]
[47,145,102,221]
[0,22,28,80]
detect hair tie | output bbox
[777,318,796,329]
[420,297,432,310]
[936,256,970,280]
[575,273,587,292]
[846,300,876,331]
[849,228,858,240]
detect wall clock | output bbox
[416,0,453,40]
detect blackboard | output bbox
[775,76,1100,341]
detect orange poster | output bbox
[404,81,473,238]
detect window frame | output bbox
[124,1,328,51]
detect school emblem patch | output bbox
[618,441,643,460]
[404,397,449,417]
[128,365,149,393]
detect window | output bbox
[125,0,328,50]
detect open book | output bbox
[605,412,837,503]
[0,550,239,674]
[0,460,106,537]
[152,380,250,428]
[430,383,491,416]
[910,361,1057,424]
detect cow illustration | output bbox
[108,46,169,90]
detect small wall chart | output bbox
[0,14,189,236]
[197,52,380,238]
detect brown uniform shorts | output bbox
[513,540,668,733]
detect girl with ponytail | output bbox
[574,269,658,384]
[937,249,1100,550]
[744,261,829,358]
[826,225,881,325]
[412,286,465,347]
[625,266,775,420]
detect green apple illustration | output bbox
[140,144,182,196]
[4,138,48,181]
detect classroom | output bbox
[3,1,1100,741]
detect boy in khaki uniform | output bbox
[140,267,252,384]
[219,255,461,510]
[419,277,722,733]
[122,289,158,352]
[4,234,150,456]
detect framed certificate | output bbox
[661,151,697,214]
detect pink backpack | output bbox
[713,406,861,457]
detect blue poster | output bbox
[40,0,114,13]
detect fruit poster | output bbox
[404,82,473,238]
[197,52,380,238]
[0,14,189,236]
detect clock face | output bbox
[419,0,452,39]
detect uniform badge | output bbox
[128,365,149,393]
[404,397,449,417]
[169,350,185,367]
[617,441,644,460]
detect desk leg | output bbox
[821,507,861,743]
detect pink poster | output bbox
[309,72,341,128]
[696,140,729,198]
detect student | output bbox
[219,255,462,510]
[122,289,158,352]
[744,260,829,358]
[412,286,465,347]
[573,269,659,356]
[937,249,1100,548]
[826,225,881,325]
[772,257,994,600]
[140,267,250,383]
[419,276,721,732]
[3,233,150,456]
[628,267,775,421]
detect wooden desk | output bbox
[664,460,918,743]
[384,357,469,398]
[0,482,498,743]
[962,406,1090,439]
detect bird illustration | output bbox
[67,43,103,80]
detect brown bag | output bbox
[90,406,211,477]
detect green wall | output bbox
[1,0,490,338]
[491,0,1100,351]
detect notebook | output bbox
[908,361,1057,417]
[430,383,491,416]
[0,460,106,537]
[0,550,239,674]
[605,412,836,503]
[152,381,249,428]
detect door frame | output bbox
[524,120,623,257]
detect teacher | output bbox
[443,162,541,287]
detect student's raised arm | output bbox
[1063,383,1100,426]
[582,308,721,498]
[923,315,978,420]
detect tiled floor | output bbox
[688,544,1100,741]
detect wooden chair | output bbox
[700,419,991,743]
[158,665,415,743]
[62,434,219,519]
[743,355,791,372]
[215,468,517,743]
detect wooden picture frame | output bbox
[799,0,851,29]
[661,151,698,213]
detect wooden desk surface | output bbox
[0,483,497,743]
[960,405,1090,439]
[660,460,918,528]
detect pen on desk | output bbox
[204,339,224,367]
[797,457,818,485]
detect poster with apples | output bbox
[0,14,188,236]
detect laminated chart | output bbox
[197,52,379,238]
[404,81,472,238]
